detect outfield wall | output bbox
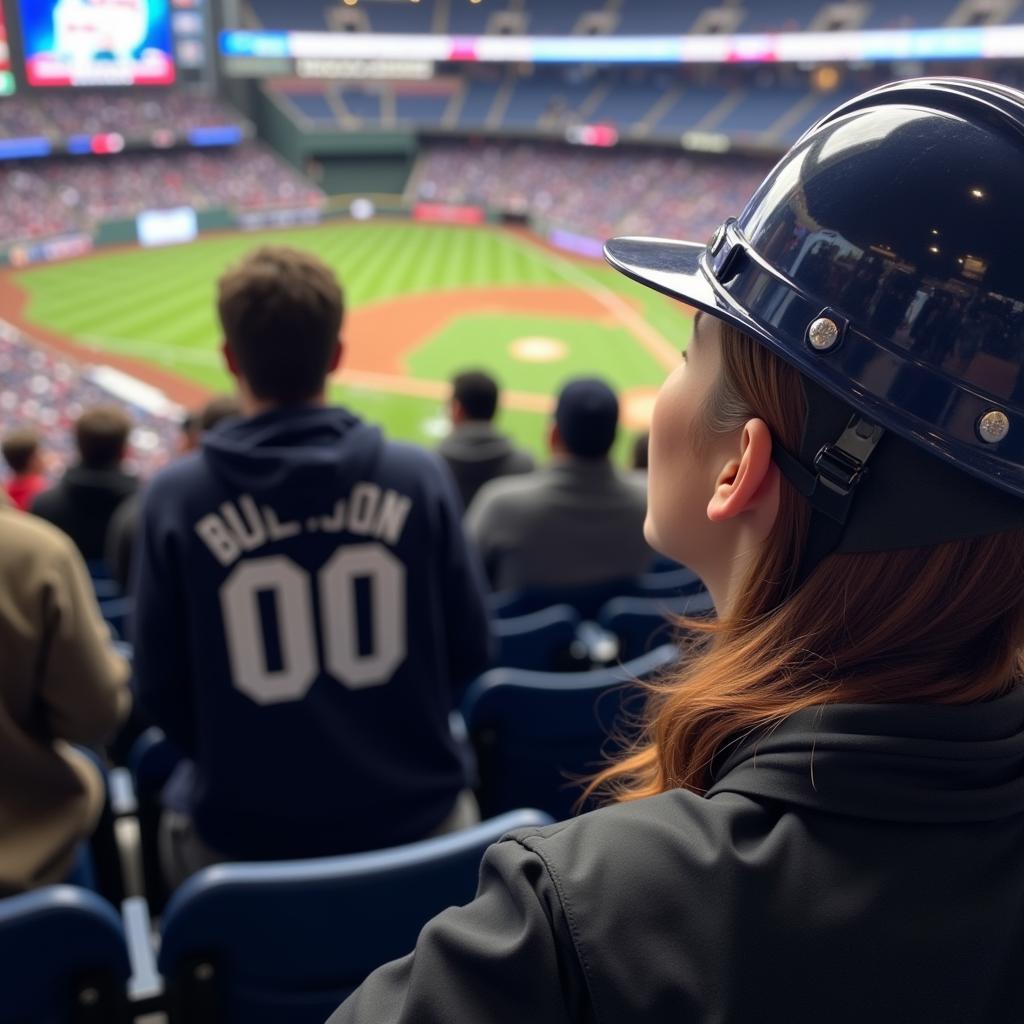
[0,195,605,270]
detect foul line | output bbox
[508,232,681,370]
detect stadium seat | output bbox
[128,727,184,910]
[634,565,706,598]
[0,885,131,1024]
[493,603,584,671]
[489,566,705,619]
[598,589,716,663]
[129,727,183,794]
[157,808,553,1023]
[461,644,679,820]
[489,577,644,620]
[70,744,145,902]
[99,596,133,641]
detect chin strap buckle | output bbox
[814,417,885,498]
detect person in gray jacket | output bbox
[438,370,534,510]
[465,377,652,591]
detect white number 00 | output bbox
[219,543,407,705]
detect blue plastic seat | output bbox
[633,565,706,598]
[598,590,716,662]
[157,808,553,1023]
[461,644,679,820]
[0,885,130,1024]
[489,576,642,620]
[489,567,705,619]
[129,728,183,909]
[99,596,133,642]
[129,727,182,789]
[493,603,583,671]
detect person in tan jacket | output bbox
[0,503,131,894]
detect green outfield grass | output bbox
[11,222,693,462]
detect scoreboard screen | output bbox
[20,0,176,86]
[0,6,13,95]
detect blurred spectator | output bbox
[32,405,138,563]
[467,377,652,590]
[0,323,182,480]
[632,431,650,471]
[179,409,203,454]
[133,246,491,885]
[439,370,535,510]
[0,91,244,140]
[2,429,47,511]
[0,145,324,245]
[106,394,242,590]
[0,503,130,894]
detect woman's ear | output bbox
[706,418,778,525]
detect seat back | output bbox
[633,565,705,598]
[488,576,637,619]
[489,567,705,619]
[493,604,583,671]
[598,590,716,662]
[0,885,130,1024]
[461,644,679,820]
[98,597,133,642]
[158,808,552,1024]
[129,728,184,911]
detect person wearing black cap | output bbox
[464,377,652,591]
[330,79,1024,1024]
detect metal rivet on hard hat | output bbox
[978,410,1010,444]
[807,316,840,352]
[708,224,726,256]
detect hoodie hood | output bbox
[201,406,384,493]
[708,685,1024,823]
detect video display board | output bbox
[20,0,176,86]
[0,5,14,95]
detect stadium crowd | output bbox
[0,322,182,481]
[0,91,244,140]
[413,142,770,245]
[0,245,654,889]
[4,75,1024,1024]
[0,145,325,244]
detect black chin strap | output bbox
[772,415,886,583]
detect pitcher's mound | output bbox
[509,337,569,363]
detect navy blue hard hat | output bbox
[606,77,1024,566]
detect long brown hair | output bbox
[586,322,1024,803]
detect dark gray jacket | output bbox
[332,687,1024,1023]
[439,423,534,511]
[465,457,652,590]
[32,465,137,564]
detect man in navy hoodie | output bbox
[132,246,492,885]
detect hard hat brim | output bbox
[604,236,711,307]
[603,235,763,344]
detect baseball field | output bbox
[0,221,694,462]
